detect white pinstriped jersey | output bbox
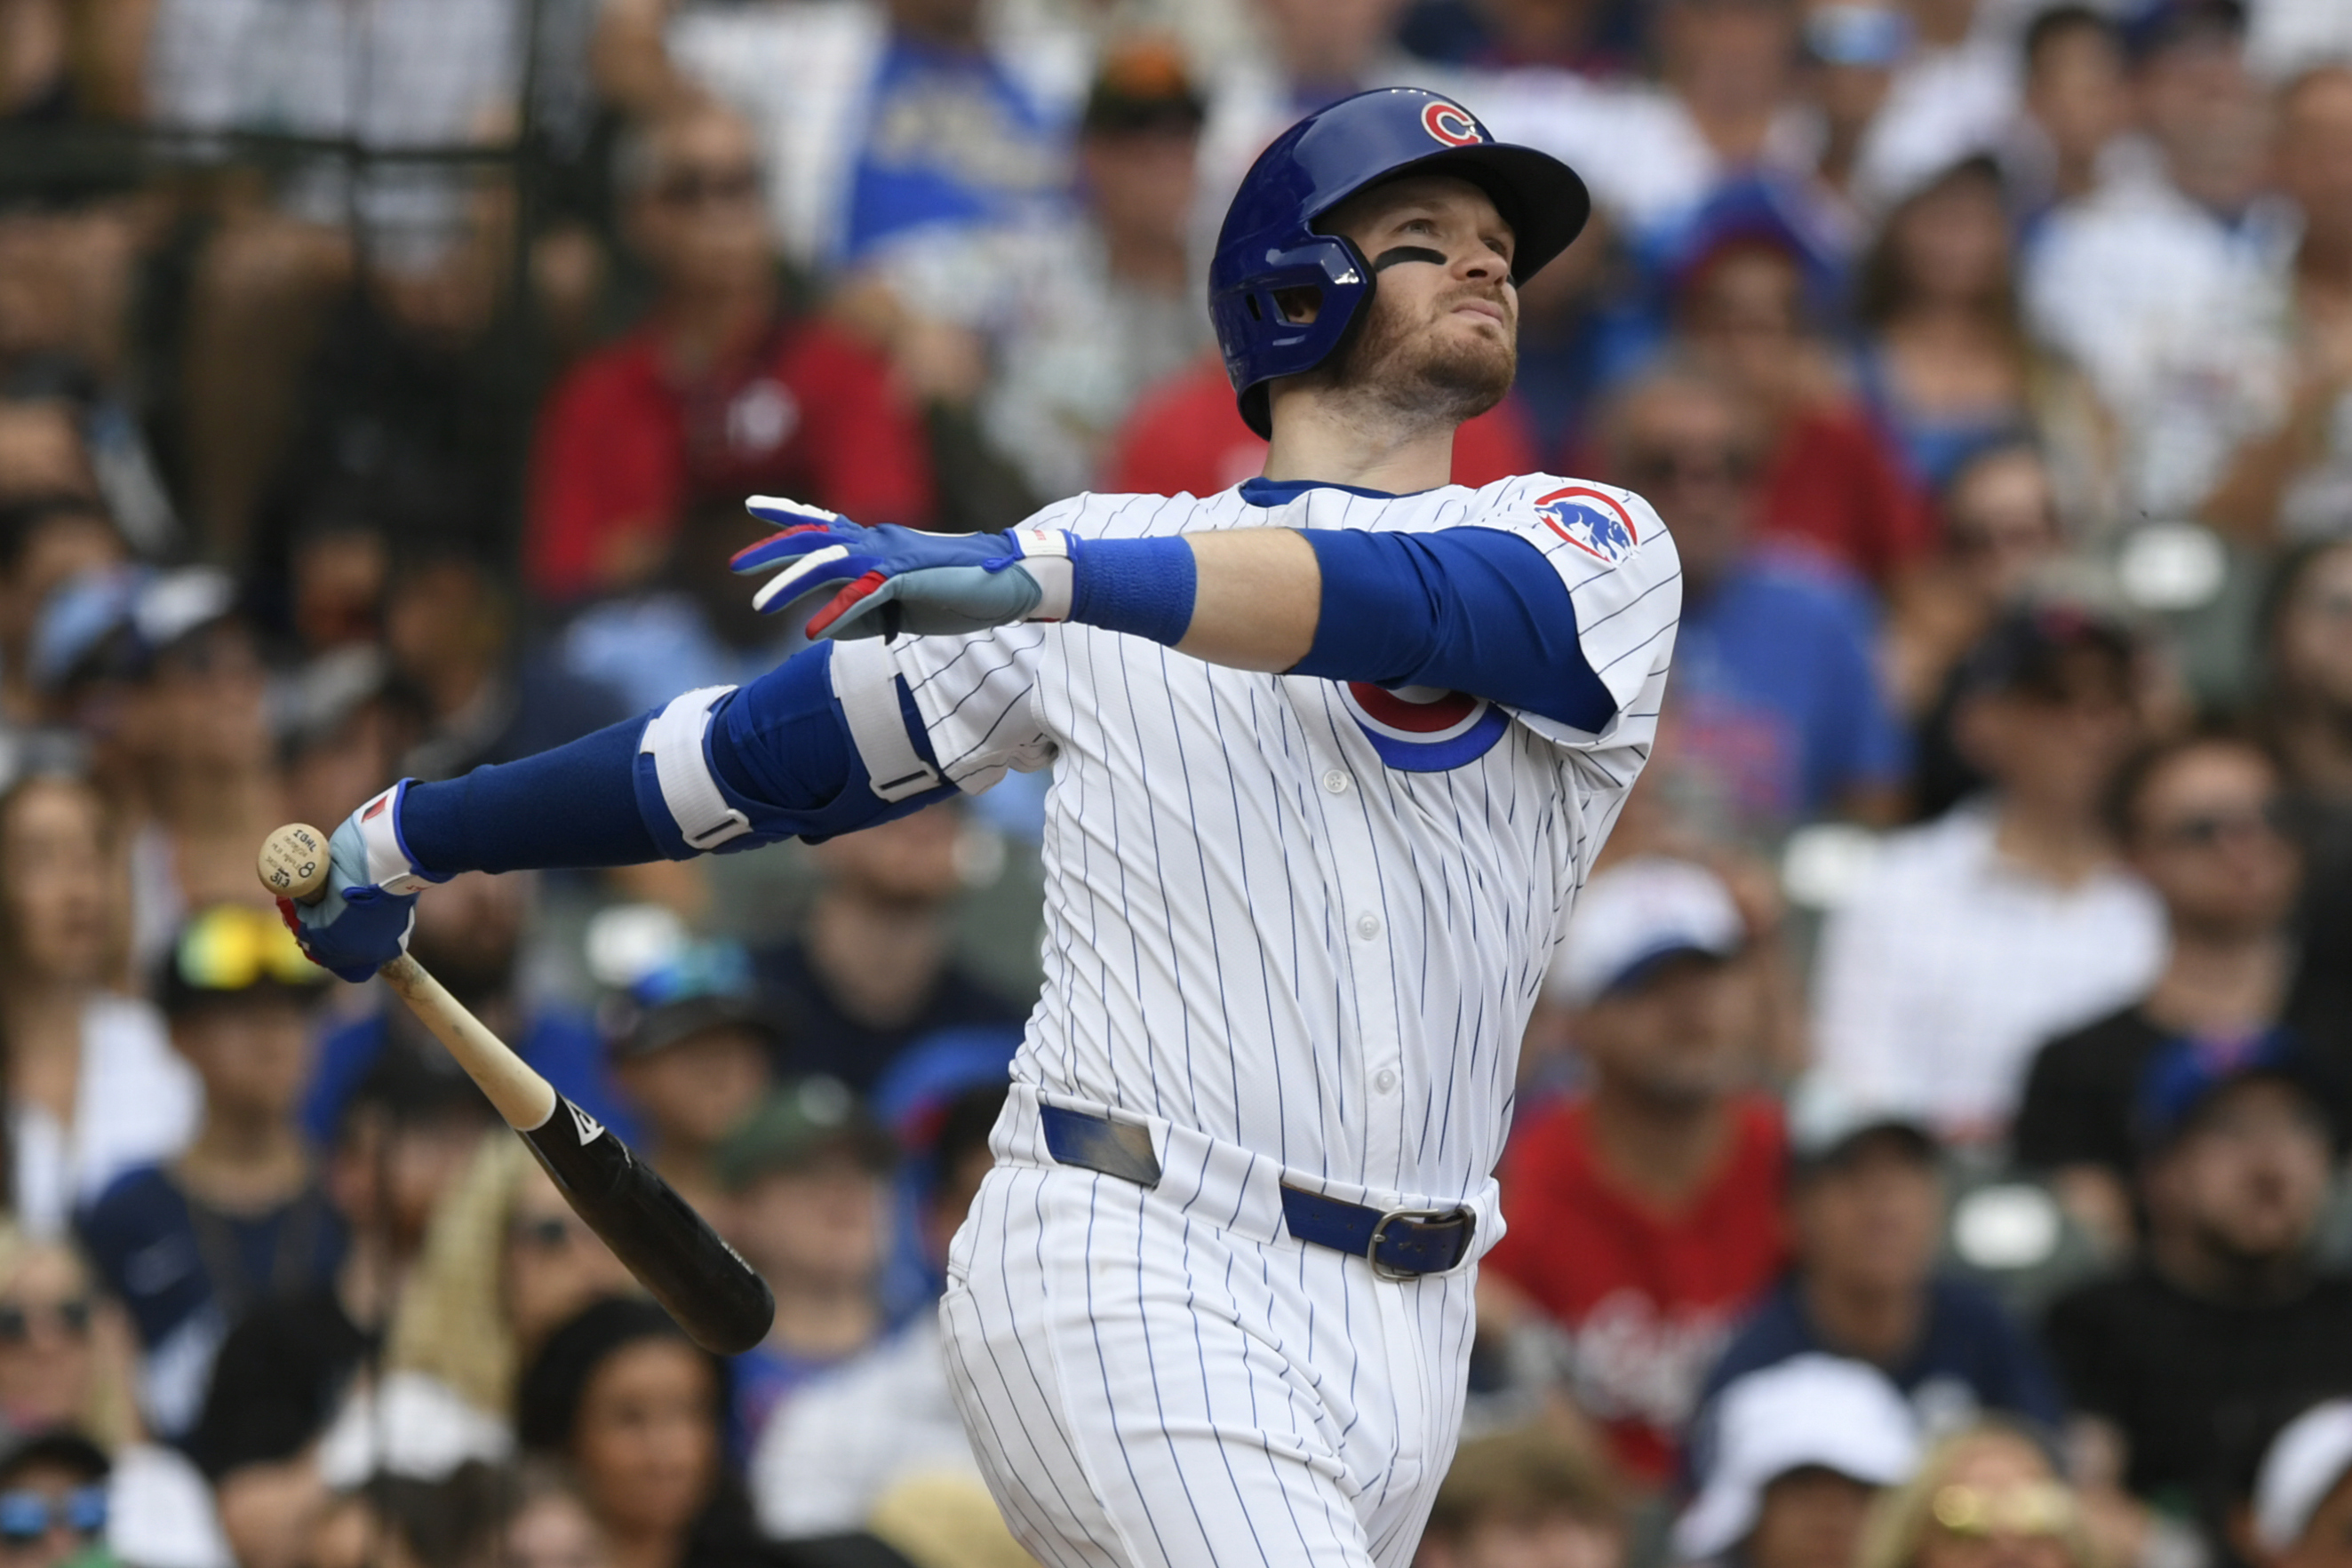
[884,474,1680,1228]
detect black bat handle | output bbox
[522,1093,776,1356]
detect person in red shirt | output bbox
[1484,856,1789,1487]
[526,99,933,603]
[1104,350,1542,497]
[1670,227,1932,588]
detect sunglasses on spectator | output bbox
[654,166,761,209]
[174,905,326,994]
[0,1485,105,1546]
[1626,449,1754,490]
[0,1297,92,1343]
[508,1214,591,1253]
[2151,799,2292,850]
[1930,1482,2075,1540]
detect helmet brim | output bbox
[1311,141,1592,284]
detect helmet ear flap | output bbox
[1210,235,1377,439]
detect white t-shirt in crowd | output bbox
[752,1316,982,1539]
[1811,801,2166,1142]
[11,994,200,1238]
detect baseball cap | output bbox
[715,1076,896,1190]
[1676,1355,1921,1562]
[1784,1072,1938,1176]
[1548,856,1745,1008]
[1950,601,2135,704]
[2121,0,2244,62]
[2133,1029,2340,1158]
[602,938,783,1064]
[33,564,237,694]
[1804,4,1911,66]
[157,904,331,1016]
[2255,1399,2352,1554]
[1081,37,1205,135]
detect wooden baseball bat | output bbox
[259,824,775,1356]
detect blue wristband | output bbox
[1068,536,1197,647]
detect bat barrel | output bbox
[524,1093,777,1355]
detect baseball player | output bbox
[289,87,1679,1567]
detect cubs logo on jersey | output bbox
[1535,486,1640,565]
[1340,682,1510,772]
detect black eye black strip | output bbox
[1371,245,1448,272]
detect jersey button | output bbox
[1355,912,1381,940]
[1322,768,1350,794]
[1374,1068,1399,1094]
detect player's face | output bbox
[1318,175,1520,424]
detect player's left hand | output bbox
[733,496,1074,641]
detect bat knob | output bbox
[258,824,331,904]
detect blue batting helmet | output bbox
[1208,87,1591,438]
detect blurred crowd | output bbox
[4,0,2352,1564]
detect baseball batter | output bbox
[289,88,1679,1567]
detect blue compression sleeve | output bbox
[398,645,952,873]
[401,718,658,872]
[1294,527,1618,731]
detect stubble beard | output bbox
[1326,284,1519,429]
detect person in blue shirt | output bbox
[79,907,347,1444]
[1601,363,1909,837]
[1699,1086,2065,1440]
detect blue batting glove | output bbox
[276,782,443,983]
[732,496,1074,641]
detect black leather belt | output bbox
[1037,1104,1475,1279]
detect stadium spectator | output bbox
[0,497,122,730]
[1678,1355,1922,1568]
[603,941,777,1219]
[1854,1423,2097,1568]
[37,567,283,972]
[1668,203,1933,586]
[2016,734,2335,1256]
[1790,3,1903,230]
[977,42,1216,505]
[303,1462,512,1568]
[1599,364,1908,835]
[302,872,634,1152]
[2244,1398,2352,1568]
[80,906,342,1444]
[1854,159,2055,497]
[1415,1421,1628,1568]
[717,1077,897,1455]
[366,1135,633,1469]
[1846,0,2015,218]
[524,97,932,604]
[186,1052,494,1568]
[1702,1082,2064,1435]
[1812,603,2163,1142]
[1884,440,2065,720]
[2012,7,2133,221]
[0,768,195,1238]
[0,1231,235,1568]
[273,648,419,846]
[2263,541,2352,825]
[2199,64,2352,544]
[1484,856,1787,1484]
[754,807,1025,1094]
[381,538,629,783]
[1104,349,1542,497]
[753,1083,1005,1538]
[2022,0,2278,528]
[517,1297,903,1568]
[2043,1034,2352,1552]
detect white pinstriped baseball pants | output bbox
[939,1155,1479,1568]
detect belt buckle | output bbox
[1365,1206,1469,1281]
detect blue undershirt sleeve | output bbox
[1292,527,1619,732]
[397,645,953,874]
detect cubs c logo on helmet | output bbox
[1341,683,1510,772]
[1535,486,1640,565]
[1421,101,1485,147]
